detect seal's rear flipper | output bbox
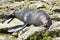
[8,23,29,32]
[2,14,15,24]
[2,20,6,23]
[2,18,14,24]
[7,18,14,24]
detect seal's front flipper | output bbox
[8,23,29,32]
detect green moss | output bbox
[26,32,60,40]
[0,33,17,40]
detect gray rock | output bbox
[51,37,60,40]
[29,1,45,8]
[0,0,13,4]
[49,21,60,29]
[0,36,11,40]
[0,18,24,29]
[52,6,60,12]
[41,0,55,5]
[18,25,46,40]
[50,14,60,20]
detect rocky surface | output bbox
[0,36,11,40]
[0,0,60,40]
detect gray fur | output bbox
[3,8,52,32]
[14,8,52,27]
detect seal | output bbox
[2,8,52,32]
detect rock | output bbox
[45,21,60,35]
[12,32,18,36]
[0,18,24,29]
[0,36,11,40]
[6,1,26,10]
[0,18,24,33]
[29,1,45,9]
[0,19,4,23]
[50,14,60,20]
[41,0,55,5]
[51,37,60,40]
[18,25,46,40]
[0,1,26,10]
[0,0,13,4]
[52,6,60,12]
[49,21,60,29]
